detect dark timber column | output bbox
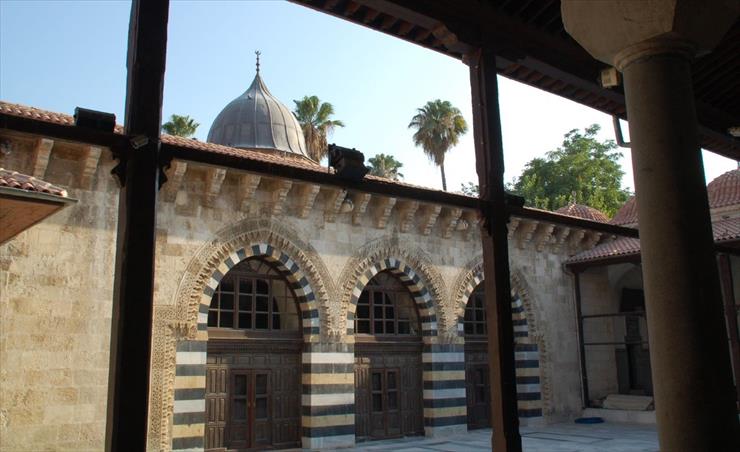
[105,1,169,451]
[468,48,522,452]
[563,2,739,449]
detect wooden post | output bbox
[718,254,740,405]
[572,269,590,408]
[468,48,522,452]
[105,1,169,451]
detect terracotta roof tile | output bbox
[568,217,740,264]
[0,168,68,197]
[707,168,740,209]
[555,203,609,223]
[610,196,638,226]
[0,101,448,196]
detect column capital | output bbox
[561,0,739,70]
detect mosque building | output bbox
[0,65,738,451]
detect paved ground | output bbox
[343,422,658,451]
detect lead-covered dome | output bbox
[207,72,308,158]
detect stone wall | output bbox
[0,138,118,451]
[1,134,592,451]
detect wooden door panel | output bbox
[355,359,370,440]
[205,362,228,450]
[465,343,491,429]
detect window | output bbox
[208,258,298,331]
[355,272,419,336]
[464,285,487,336]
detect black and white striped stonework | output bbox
[345,258,468,435]
[301,342,355,449]
[171,243,321,451]
[457,272,544,419]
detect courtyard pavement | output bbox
[340,422,659,451]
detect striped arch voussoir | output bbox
[197,242,320,340]
[345,257,438,339]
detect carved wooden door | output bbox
[227,370,271,450]
[465,342,491,429]
[205,360,228,449]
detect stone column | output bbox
[562,2,739,450]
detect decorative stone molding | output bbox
[204,167,227,206]
[352,192,372,225]
[30,137,53,179]
[324,188,347,223]
[78,145,102,189]
[170,217,337,340]
[163,160,188,202]
[449,256,551,415]
[419,204,442,236]
[296,183,320,218]
[268,179,293,216]
[373,196,397,229]
[335,236,450,340]
[440,207,463,239]
[398,200,420,233]
[237,173,261,211]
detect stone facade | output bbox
[0,108,611,450]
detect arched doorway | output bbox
[463,283,490,429]
[205,257,302,451]
[354,271,424,441]
[463,282,543,429]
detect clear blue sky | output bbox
[1,0,735,194]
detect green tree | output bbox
[408,99,468,191]
[368,153,404,180]
[293,95,345,162]
[509,124,630,216]
[460,182,479,197]
[161,114,199,138]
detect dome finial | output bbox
[255,50,261,74]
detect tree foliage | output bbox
[509,124,630,217]
[293,95,345,162]
[161,114,199,138]
[368,153,404,180]
[408,99,468,191]
[460,181,479,197]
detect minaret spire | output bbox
[255,50,261,74]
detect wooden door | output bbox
[465,342,491,429]
[205,360,228,449]
[355,342,423,441]
[205,341,300,451]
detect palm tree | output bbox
[368,153,404,180]
[293,95,345,162]
[408,99,468,191]
[162,114,199,138]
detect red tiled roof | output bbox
[555,203,609,223]
[610,196,638,226]
[707,168,740,209]
[568,217,740,264]
[0,101,449,196]
[0,168,68,197]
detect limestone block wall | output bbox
[579,267,619,403]
[0,141,118,451]
[507,245,580,420]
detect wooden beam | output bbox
[30,138,54,179]
[106,1,169,451]
[718,254,740,405]
[469,48,522,452]
[79,145,103,189]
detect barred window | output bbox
[464,284,487,336]
[355,271,420,336]
[208,258,299,331]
